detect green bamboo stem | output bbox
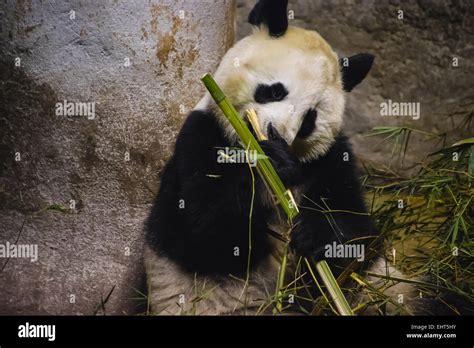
[201,73,299,221]
[316,260,353,315]
[274,245,288,313]
[201,73,353,316]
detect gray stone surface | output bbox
[0,0,235,314]
[237,0,473,175]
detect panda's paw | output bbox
[290,223,336,261]
[289,228,312,257]
[290,229,323,259]
[258,123,301,186]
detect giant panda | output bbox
[144,0,423,315]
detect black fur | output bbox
[296,109,317,139]
[147,111,272,275]
[248,0,288,38]
[340,53,375,92]
[147,110,376,276]
[259,123,302,187]
[291,136,376,270]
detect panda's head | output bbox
[196,0,374,162]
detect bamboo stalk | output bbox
[202,73,299,221]
[246,108,288,313]
[316,260,353,315]
[274,245,288,313]
[201,73,353,316]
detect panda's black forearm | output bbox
[166,161,270,273]
[147,157,263,273]
[180,165,262,230]
[147,110,271,273]
[291,201,374,260]
[291,136,375,260]
[172,110,271,219]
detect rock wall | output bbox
[0,0,235,314]
[237,0,473,174]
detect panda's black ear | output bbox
[339,53,375,92]
[248,0,288,38]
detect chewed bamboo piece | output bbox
[246,109,267,141]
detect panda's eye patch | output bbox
[296,109,318,138]
[254,83,288,104]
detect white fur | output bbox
[144,244,286,315]
[195,26,346,162]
